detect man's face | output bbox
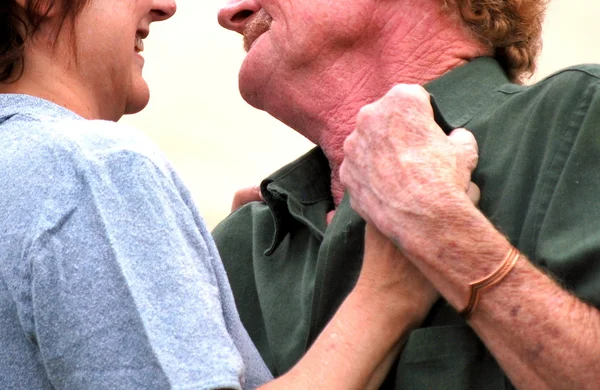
[218,0,377,114]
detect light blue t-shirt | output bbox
[0,94,272,389]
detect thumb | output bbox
[448,127,479,174]
[466,181,481,206]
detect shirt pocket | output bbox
[394,325,508,390]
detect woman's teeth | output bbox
[135,36,144,53]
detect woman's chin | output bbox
[124,84,150,116]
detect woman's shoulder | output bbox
[50,118,165,161]
[0,95,166,166]
[0,115,183,218]
[2,115,168,174]
[0,115,193,235]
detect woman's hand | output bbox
[231,185,263,212]
[355,224,439,321]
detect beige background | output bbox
[121,0,600,229]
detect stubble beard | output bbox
[243,9,273,52]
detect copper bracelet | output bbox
[459,247,520,320]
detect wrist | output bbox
[459,246,520,319]
[272,285,426,390]
[387,191,475,258]
[392,200,515,311]
[350,284,435,329]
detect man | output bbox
[216,0,600,388]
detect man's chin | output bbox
[239,85,265,111]
[238,58,270,112]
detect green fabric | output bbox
[213,57,600,389]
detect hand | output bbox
[231,185,263,212]
[340,84,479,253]
[355,224,439,318]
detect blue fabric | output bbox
[0,94,272,389]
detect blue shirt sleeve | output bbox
[23,125,246,389]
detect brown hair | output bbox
[0,0,89,82]
[446,0,547,83]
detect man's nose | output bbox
[217,0,261,34]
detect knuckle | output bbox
[407,84,430,101]
[349,197,363,216]
[387,84,430,111]
[470,154,479,168]
[357,103,376,122]
[340,161,349,182]
[389,83,409,94]
[356,106,376,130]
[388,84,412,101]
[466,154,478,172]
[451,128,479,154]
[343,133,357,155]
[461,129,478,147]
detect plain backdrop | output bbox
[121,0,600,229]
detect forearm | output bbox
[258,287,421,390]
[470,257,600,389]
[406,204,600,389]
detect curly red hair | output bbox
[448,0,548,83]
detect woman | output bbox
[0,0,441,389]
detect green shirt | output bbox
[213,57,600,389]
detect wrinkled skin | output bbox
[218,0,490,205]
[340,84,479,255]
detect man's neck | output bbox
[320,53,481,207]
[265,3,492,207]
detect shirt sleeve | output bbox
[28,144,245,389]
[535,81,600,309]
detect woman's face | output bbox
[69,0,176,119]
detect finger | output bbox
[448,128,479,172]
[231,186,263,212]
[387,84,430,105]
[348,191,370,224]
[340,154,365,196]
[467,182,481,206]
[326,210,336,225]
[354,101,381,142]
[339,159,350,189]
[341,157,371,222]
[342,131,358,161]
[384,84,433,117]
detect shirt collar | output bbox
[260,148,333,254]
[425,57,511,132]
[0,94,82,122]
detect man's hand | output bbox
[340,84,479,253]
[340,84,600,390]
[355,154,482,326]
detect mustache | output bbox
[243,9,273,52]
